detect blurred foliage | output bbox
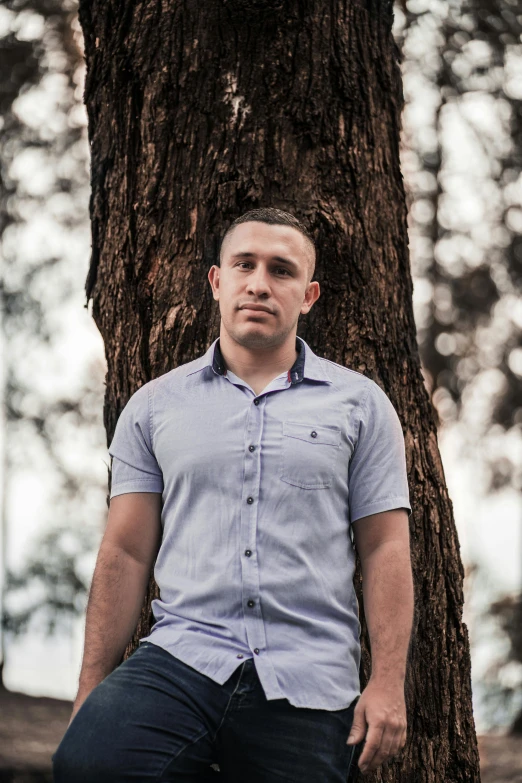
[0,0,105,664]
[395,0,522,490]
[394,0,522,732]
[488,590,522,733]
[2,523,92,635]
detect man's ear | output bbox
[208,265,220,300]
[300,281,320,314]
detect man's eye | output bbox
[276,268,289,275]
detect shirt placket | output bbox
[241,394,268,654]
[236,391,284,698]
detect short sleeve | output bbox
[348,382,412,523]
[108,383,164,499]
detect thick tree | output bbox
[77,0,481,779]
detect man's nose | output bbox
[245,267,271,295]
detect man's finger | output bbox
[388,725,405,761]
[368,724,402,770]
[358,723,384,772]
[346,704,368,745]
[400,726,407,750]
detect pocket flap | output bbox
[283,421,341,447]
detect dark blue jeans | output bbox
[52,641,360,782]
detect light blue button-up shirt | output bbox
[108,335,412,710]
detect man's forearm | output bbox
[75,541,151,704]
[360,540,414,685]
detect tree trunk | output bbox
[77,0,481,779]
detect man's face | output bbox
[208,221,320,350]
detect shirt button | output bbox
[237,653,244,659]
[247,496,254,504]
[245,549,252,557]
[249,445,255,452]
[254,648,260,654]
[254,399,259,405]
[311,431,317,438]
[247,600,255,607]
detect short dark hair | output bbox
[219,207,316,282]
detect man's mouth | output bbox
[240,305,273,314]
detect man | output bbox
[52,207,414,782]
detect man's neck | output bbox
[218,333,298,385]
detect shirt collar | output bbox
[186,335,332,385]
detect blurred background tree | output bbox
[395,0,522,732]
[0,0,106,692]
[0,0,521,745]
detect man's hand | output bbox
[346,678,407,774]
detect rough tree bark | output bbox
[77,0,481,779]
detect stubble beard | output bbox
[224,309,299,351]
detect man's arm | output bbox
[346,508,414,775]
[70,492,163,725]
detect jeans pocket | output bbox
[347,737,366,778]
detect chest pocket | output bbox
[280,421,342,489]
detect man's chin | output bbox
[230,326,283,350]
